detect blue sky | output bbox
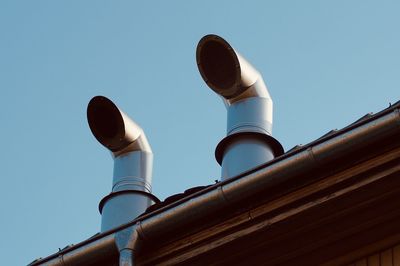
[0,1,399,265]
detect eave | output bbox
[140,147,400,265]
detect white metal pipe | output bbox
[196,34,283,180]
[220,137,275,179]
[119,249,134,266]
[87,96,156,232]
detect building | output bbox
[29,35,400,266]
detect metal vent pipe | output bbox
[196,34,283,180]
[87,96,158,232]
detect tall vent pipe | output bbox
[196,34,284,180]
[87,96,158,232]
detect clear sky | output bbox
[1,1,399,265]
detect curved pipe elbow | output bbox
[196,34,274,135]
[87,96,155,232]
[87,96,152,157]
[196,34,271,106]
[196,34,283,179]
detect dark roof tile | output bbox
[350,113,373,126]
[315,129,338,141]
[286,145,303,153]
[144,185,211,214]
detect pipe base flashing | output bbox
[99,190,160,214]
[215,132,284,165]
[99,190,160,232]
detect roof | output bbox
[30,100,400,265]
[142,100,400,214]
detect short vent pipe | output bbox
[196,34,283,180]
[87,96,158,233]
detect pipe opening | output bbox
[197,35,240,98]
[87,96,124,149]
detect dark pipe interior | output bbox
[87,96,123,147]
[198,39,238,93]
